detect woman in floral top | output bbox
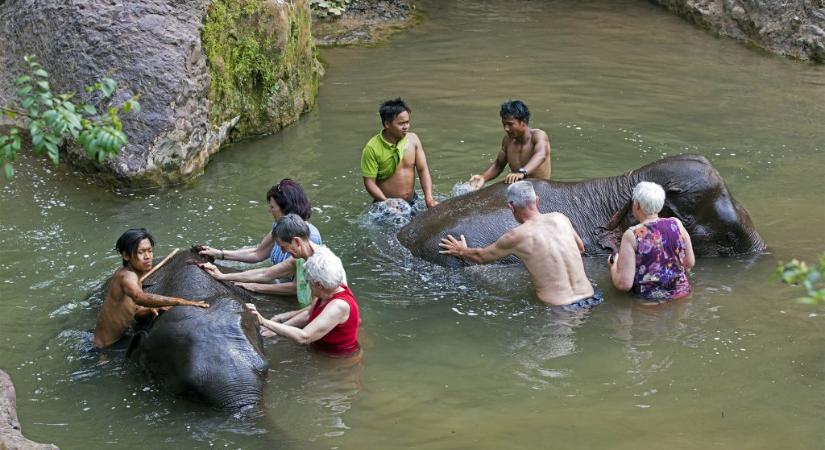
[608,181,695,301]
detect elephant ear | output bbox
[595,199,633,252]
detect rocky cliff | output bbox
[651,0,825,62]
[0,0,322,188]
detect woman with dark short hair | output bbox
[198,179,322,298]
[608,181,696,301]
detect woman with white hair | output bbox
[608,181,696,300]
[246,246,360,357]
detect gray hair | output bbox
[507,181,537,209]
[273,213,310,242]
[632,181,666,215]
[304,246,345,289]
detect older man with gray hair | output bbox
[439,181,602,309]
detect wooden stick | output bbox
[139,248,180,283]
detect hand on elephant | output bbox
[439,234,468,257]
[467,174,485,190]
[198,262,225,280]
[504,172,525,184]
[196,245,220,259]
[245,303,262,321]
[180,299,209,308]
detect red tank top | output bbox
[308,284,360,356]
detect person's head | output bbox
[500,100,530,137]
[266,179,312,222]
[304,246,346,298]
[379,98,411,140]
[632,181,666,216]
[507,181,538,221]
[115,228,155,270]
[273,213,311,258]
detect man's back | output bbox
[510,212,593,305]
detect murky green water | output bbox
[1,0,824,448]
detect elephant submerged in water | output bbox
[398,154,766,267]
[124,249,268,411]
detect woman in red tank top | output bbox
[246,246,360,357]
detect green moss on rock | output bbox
[202,0,322,138]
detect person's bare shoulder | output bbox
[531,128,550,141]
[407,131,422,146]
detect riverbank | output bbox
[312,0,417,46]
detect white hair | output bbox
[632,181,666,215]
[507,181,537,209]
[304,246,345,289]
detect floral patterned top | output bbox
[632,217,691,300]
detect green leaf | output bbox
[122,101,131,114]
[17,85,33,96]
[16,75,31,84]
[21,97,34,109]
[33,68,48,78]
[3,163,13,180]
[82,104,97,116]
[36,81,50,91]
[100,78,117,97]
[4,111,17,120]
[45,141,59,164]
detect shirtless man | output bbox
[438,181,602,309]
[360,98,438,208]
[93,229,208,348]
[467,100,551,189]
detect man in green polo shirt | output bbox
[360,98,438,209]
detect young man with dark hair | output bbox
[360,97,438,209]
[467,100,552,188]
[93,229,208,348]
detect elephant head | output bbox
[398,154,766,267]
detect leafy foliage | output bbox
[310,0,351,18]
[0,55,140,179]
[776,253,825,305]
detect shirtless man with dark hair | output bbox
[93,228,208,348]
[360,97,438,209]
[439,181,602,309]
[467,100,552,189]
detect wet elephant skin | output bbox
[126,249,268,411]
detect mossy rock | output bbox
[203,0,324,139]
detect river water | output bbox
[1,0,823,448]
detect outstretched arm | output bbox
[200,258,296,282]
[123,272,208,308]
[249,300,349,345]
[476,145,508,183]
[438,231,517,264]
[198,232,277,263]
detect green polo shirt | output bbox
[360,131,409,181]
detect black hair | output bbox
[379,98,411,126]
[266,179,312,220]
[115,228,155,266]
[272,213,310,242]
[500,100,530,124]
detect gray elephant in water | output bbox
[125,249,268,411]
[398,154,766,267]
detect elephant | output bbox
[124,248,268,411]
[398,154,766,267]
